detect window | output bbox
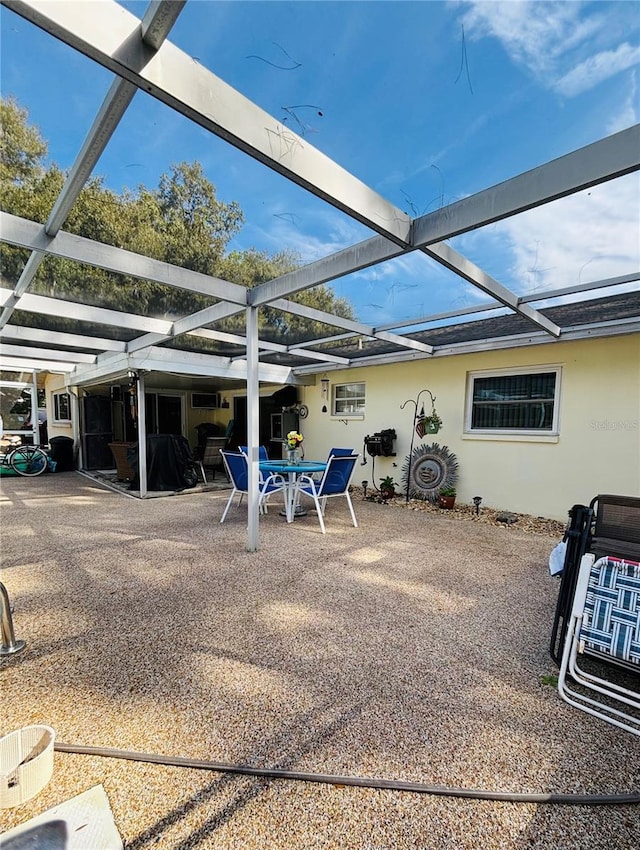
[191,392,219,409]
[466,367,560,433]
[333,382,365,416]
[53,391,71,423]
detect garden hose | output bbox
[54,742,640,806]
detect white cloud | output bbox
[556,43,640,96]
[457,0,639,96]
[498,173,640,293]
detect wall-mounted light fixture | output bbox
[221,397,230,409]
[320,374,329,413]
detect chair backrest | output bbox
[220,450,248,491]
[589,494,640,561]
[578,556,640,667]
[239,445,269,461]
[318,454,358,496]
[327,447,354,459]
[203,437,226,465]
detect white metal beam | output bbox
[0,343,96,363]
[5,0,411,245]
[423,242,561,336]
[0,288,172,334]
[0,356,78,372]
[250,126,640,308]
[0,212,249,306]
[270,298,433,354]
[1,325,127,352]
[412,125,640,246]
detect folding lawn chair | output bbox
[557,553,640,736]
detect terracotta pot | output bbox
[380,486,395,500]
[438,495,456,509]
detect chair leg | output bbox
[220,487,237,523]
[198,462,207,484]
[345,491,358,528]
[312,493,326,533]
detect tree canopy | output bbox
[0,96,355,345]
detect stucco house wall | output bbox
[296,334,640,520]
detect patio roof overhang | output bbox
[0,0,639,549]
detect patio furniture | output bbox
[557,553,640,736]
[259,458,328,522]
[198,436,227,482]
[296,453,359,534]
[219,450,286,523]
[108,441,136,481]
[550,494,640,665]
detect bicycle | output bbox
[0,442,50,476]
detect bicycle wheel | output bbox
[10,445,48,477]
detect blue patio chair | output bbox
[557,553,640,736]
[239,445,269,461]
[219,450,286,523]
[296,454,359,534]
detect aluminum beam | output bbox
[5,0,411,245]
[0,213,248,306]
[0,288,172,334]
[376,273,640,333]
[423,242,561,336]
[0,356,78,372]
[412,125,640,247]
[270,298,433,354]
[0,344,96,363]
[251,126,640,309]
[1,325,127,352]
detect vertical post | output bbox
[69,387,80,468]
[136,372,148,498]
[29,370,39,445]
[246,305,260,552]
[1,582,26,656]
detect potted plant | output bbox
[379,475,396,500]
[438,485,456,509]
[424,410,443,434]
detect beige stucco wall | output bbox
[295,334,640,520]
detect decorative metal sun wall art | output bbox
[402,443,459,502]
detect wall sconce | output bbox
[320,374,329,413]
[221,397,230,409]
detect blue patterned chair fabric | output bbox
[557,553,640,737]
[580,556,640,666]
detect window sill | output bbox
[331,414,364,421]
[462,431,559,444]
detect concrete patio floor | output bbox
[1,472,638,849]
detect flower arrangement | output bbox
[286,430,304,450]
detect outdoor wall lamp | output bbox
[221,397,230,409]
[321,374,329,413]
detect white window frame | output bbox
[53,391,72,424]
[332,381,366,418]
[465,366,561,437]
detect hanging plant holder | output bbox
[402,443,458,502]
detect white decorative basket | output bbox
[0,725,55,808]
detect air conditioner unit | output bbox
[191,392,219,409]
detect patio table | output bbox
[259,459,327,522]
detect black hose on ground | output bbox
[55,743,640,806]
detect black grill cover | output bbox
[127,434,197,491]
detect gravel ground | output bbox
[1,472,638,849]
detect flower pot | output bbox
[380,486,395,500]
[438,495,455,509]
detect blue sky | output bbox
[1,0,639,327]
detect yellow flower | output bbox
[286,430,304,448]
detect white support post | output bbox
[246,305,260,552]
[136,372,148,499]
[29,370,39,445]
